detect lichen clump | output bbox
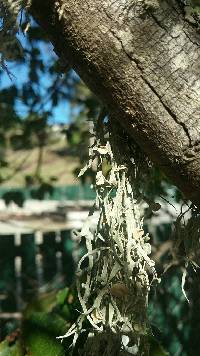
[59,117,158,354]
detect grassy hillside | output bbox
[1,132,80,187]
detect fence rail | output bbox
[0,184,96,202]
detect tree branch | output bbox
[30,0,200,206]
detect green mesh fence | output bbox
[0,184,96,202]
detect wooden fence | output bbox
[0,229,82,316]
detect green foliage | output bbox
[2,190,25,206]
[30,182,54,200]
[0,287,82,356]
[149,336,169,356]
[0,285,170,356]
[0,0,101,195]
[0,340,23,356]
[0,8,80,194]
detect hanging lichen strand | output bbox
[58,116,158,355]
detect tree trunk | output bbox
[30,0,200,206]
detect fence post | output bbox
[21,233,37,301]
[42,231,57,282]
[0,235,16,312]
[60,230,75,286]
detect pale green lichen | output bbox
[58,115,158,355]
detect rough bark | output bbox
[30,0,200,206]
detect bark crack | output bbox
[182,28,200,48]
[140,76,192,147]
[149,12,167,31]
[109,29,193,148]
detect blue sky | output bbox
[0,32,72,125]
